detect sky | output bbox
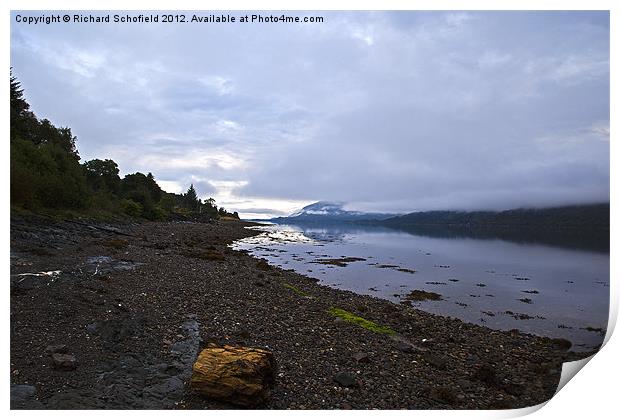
[10,11,610,218]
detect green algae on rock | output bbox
[327,307,396,335]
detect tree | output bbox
[83,159,121,193]
[10,72,37,141]
[10,73,89,209]
[183,184,200,211]
[120,172,166,219]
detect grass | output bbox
[282,282,311,297]
[327,307,396,335]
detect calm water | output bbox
[232,223,609,351]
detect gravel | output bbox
[10,215,593,409]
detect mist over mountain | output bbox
[270,201,398,223]
[268,201,609,251]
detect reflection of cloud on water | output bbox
[240,224,318,245]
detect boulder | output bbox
[190,345,275,407]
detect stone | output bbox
[10,384,41,409]
[44,389,105,409]
[352,352,370,363]
[334,372,357,388]
[393,341,413,353]
[52,353,77,371]
[45,344,68,355]
[390,334,426,354]
[423,354,448,370]
[190,345,275,407]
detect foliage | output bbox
[120,172,165,219]
[11,137,89,209]
[10,72,242,221]
[83,159,121,194]
[184,184,199,211]
[120,199,143,218]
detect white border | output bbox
[2,1,616,419]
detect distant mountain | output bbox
[271,201,397,223]
[378,203,609,229]
[374,203,610,251]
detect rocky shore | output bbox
[10,216,591,409]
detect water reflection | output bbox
[233,222,609,351]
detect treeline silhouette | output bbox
[376,204,610,252]
[10,73,238,221]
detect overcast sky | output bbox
[10,11,609,218]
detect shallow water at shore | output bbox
[232,223,609,350]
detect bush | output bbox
[120,199,143,217]
[11,137,89,209]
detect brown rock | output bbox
[190,345,275,407]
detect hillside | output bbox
[380,204,609,229]
[271,201,397,224]
[377,204,610,251]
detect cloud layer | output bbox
[11,11,609,217]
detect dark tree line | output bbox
[10,73,239,221]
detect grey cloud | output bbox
[10,11,609,216]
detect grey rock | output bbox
[45,389,105,409]
[10,384,41,409]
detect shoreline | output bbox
[10,216,592,409]
[233,222,606,352]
